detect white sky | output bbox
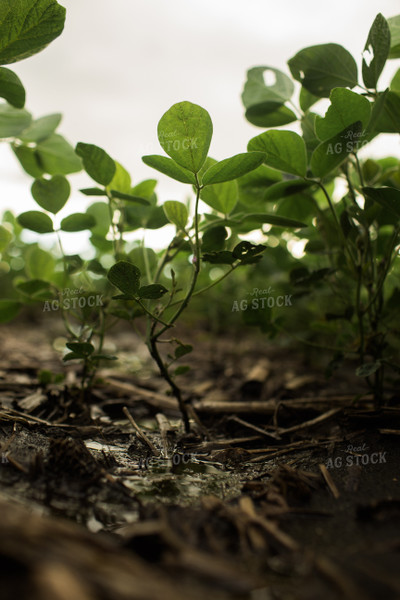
[1,0,399,252]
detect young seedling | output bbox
[240,12,400,406]
[106,100,307,430]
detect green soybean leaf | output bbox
[202,251,235,265]
[66,342,95,357]
[131,179,157,199]
[315,88,371,141]
[0,225,12,251]
[17,210,54,233]
[138,284,168,299]
[90,235,113,252]
[0,0,66,65]
[19,113,61,143]
[242,66,296,127]
[63,352,84,362]
[37,134,82,175]
[142,155,196,184]
[288,43,358,98]
[175,344,193,359]
[76,142,116,186]
[202,152,265,186]
[200,180,238,215]
[60,213,96,232]
[128,247,157,279]
[245,104,297,128]
[86,202,111,236]
[111,294,135,301]
[304,240,326,254]
[391,68,400,91]
[0,104,31,138]
[163,200,188,230]
[31,175,70,214]
[87,259,106,275]
[356,361,381,377]
[174,366,190,376]
[248,130,307,177]
[0,300,21,323]
[157,101,213,173]
[107,161,131,194]
[25,245,55,280]
[299,87,319,111]
[202,226,227,252]
[242,66,294,106]
[373,90,400,133]
[12,144,44,177]
[362,14,391,89]
[362,186,400,220]
[80,188,107,197]
[387,15,400,59]
[233,241,266,261]
[64,254,83,274]
[15,279,51,299]
[110,190,150,205]
[263,179,314,201]
[237,164,282,207]
[276,193,315,223]
[125,204,168,231]
[364,90,388,136]
[301,112,320,157]
[108,261,141,296]
[0,67,25,107]
[311,121,364,178]
[242,214,306,228]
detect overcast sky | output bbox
[1,0,399,251]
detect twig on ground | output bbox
[319,463,340,499]
[123,406,160,457]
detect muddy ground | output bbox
[0,317,399,600]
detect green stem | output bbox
[144,181,203,431]
[364,227,399,313]
[314,178,358,272]
[142,234,152,283]
[135,298,170,327]
[56,230,68,287]
[154,238,185,284]
[106,191,118,257]
[315,180,341,232]
[353,152,364,188]
[167,264,237,310]
[147,336,190,431]
[288,99,303,120]
[355,266,365,363]
[152,182,202,341]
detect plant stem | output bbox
[166,265,238,311]
[353,152,364,188]
[147,336,190,431]
[152,182,202,341]
[142,235,152,283]
[355,266,365,363]
[145,181,203,431]
[135,298,170,327]
[106,191,119,257]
